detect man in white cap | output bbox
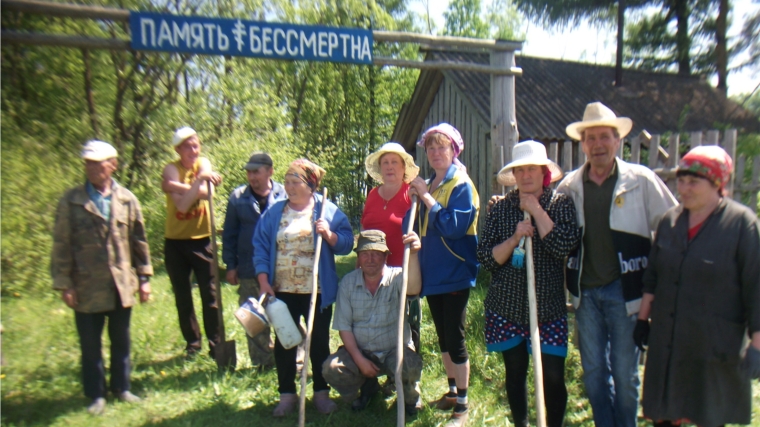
[222,152,286,368]
[51,140,153,415]
[556,102,677,427]
[161,127,223,358]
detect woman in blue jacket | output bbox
[409,123,479,427]
[253,159,353,417]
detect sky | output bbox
[410,0,759,97]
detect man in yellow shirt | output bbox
[162,127,222,358]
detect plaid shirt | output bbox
[332,266,410,355]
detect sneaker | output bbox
[428,393,457,410]
[313,390,338,414]
[351,377,380,411]
[87,397,106,415]
[443,407,469,427]
[272,393,298,417]
[116,391,142,403]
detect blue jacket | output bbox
[222,181,287,279]
[253,193,354,309]
[415,164,480,296]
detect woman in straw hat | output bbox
[362,142,420,268]
[476,140,580,427]
[409,123,479,427]
[636,145,760,427]
[253,159,354,417]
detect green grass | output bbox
[2,254,759,426]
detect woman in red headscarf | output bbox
[635,146,760,427]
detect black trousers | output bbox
[164,238,219,353]
[75,304,132,399]
[502,341,567,427]
[274,293,332,394]
[427,289,470,364]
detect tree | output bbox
[487,0,524,40]
[624,0,729,78]
[443,0,490,38]
[513,0,650,86]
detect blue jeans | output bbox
[576,279,640,427]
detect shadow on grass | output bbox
[138,397,436,427]
[1,394,86,426]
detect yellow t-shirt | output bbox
[164,159,211,239]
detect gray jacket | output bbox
[641,198,760,426]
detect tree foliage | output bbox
[624,0,720,75]
[0,0,419,295]
[443,0,491,38]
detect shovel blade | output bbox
[215,340,237,372]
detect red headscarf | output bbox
[678,146,733,190]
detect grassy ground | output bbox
[2,254,759,426]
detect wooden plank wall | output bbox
[415,78,492,231]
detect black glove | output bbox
[633,319,650,352]
[740,346,760,380]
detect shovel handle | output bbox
[524,210,547,427]
[395,195,418,427]
[299,187,329,427]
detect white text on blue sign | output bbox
[130,12,373,65]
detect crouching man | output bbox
[322,230,423,416]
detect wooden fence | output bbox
[544,129,759,214]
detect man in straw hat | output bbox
[52,140,153,415]
[556,102,677,427]
[222,152,286,368]
[161,127,223,358]
[322,229,424,416]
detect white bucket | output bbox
[265,296,303,350]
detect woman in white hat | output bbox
[362,142,420,268]
[476,140,580,427]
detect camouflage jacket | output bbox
[51,181,153,313]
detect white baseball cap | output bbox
[81,140,118,161]
[172,127,198,147]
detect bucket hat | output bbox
[497,140,563,187]
[354,230,390,253]
[566,102,632,141]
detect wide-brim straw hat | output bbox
[365,142,419,184]
[497,140,563,187]
[565,102,633,141]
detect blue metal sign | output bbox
[130,12,373,65]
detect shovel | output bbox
[208,181,237,372]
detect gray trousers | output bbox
[322,346,422,405]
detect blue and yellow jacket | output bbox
[415,164,480,296]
